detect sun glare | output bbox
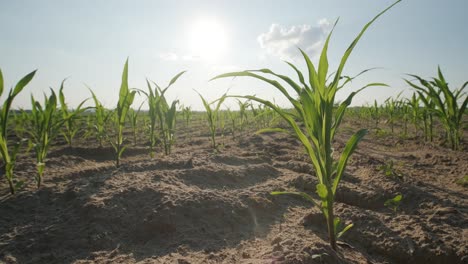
[188,17,228,62]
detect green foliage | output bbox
[111,59,136,167]
[89,88,112,147]
[0,68,36,194]
[142,71,185,156]
[212,1,400,250]
[384,194,403,212]
[384,93,402,133]
[405,67,467,150]
[180,105,192,140]
[198,93,226,150]
[378,160,403,179]
[59,82,88,148]
[29,88,64,188]
[127,102,144,146]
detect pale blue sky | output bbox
[1,0,467,110]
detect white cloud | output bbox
[257,19,332,61]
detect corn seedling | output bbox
[378,160,403,180]
[59,82,88,148]
[384,93,402,134]
[159,96,180,155]
[227,108,237,139]
[180,105,192,140]
[128,102,144,146]
[237,99,250,136]
[111,59,136,167]
[419,92,436,142]
[142,71,185,156]
[406,93,421,137]
[405,67,467,150]
[370,100,381,129]
[384,194,402,213]
[0,69,36,194]
[212,1,399,250]
[198,93,226,150]
[89,89,112,147]
[29,88,65,188]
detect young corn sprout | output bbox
[197,93,226,150]
[405,67,466,150]
[212,1,400,250]
[419,93,435,142]
[89,89,112,147]
[384,93,402,134]
[29,87,65,188]
[59,83,88,148]
[111,59,136,167]
[406,93,421,138]
[180,105,192,140]
[127,102,144,146]
[142,71,185,156]
[0,69,36,194]
[158,96,179,155]
[237,99,250,137]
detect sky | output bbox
[0,0,467,110]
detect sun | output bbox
[188,17,228,62]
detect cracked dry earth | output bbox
[0,125,467,263]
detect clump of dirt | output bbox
[0,125,467,263]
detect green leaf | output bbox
[0,68,3,96]
[337,223,354,238]
[12,70,37,97]
[332,129,368,195]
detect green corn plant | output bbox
[226,107,237,139]
[142,71,185,156]
[58,81,88,148]
[406,93,421,138]
[180,105,192,140]
[401,103,410,137]
[198,93,226,150]
[111,59,136,167]
[218,110,227,146]
[127,102,144,146]
[29,89,65,188]
[370,100,381,129]
[406,67,467,150]
[418,92,436,142]
[0,69,36,194]
[237,99,250,136]
[88,89,112,147]
[384,194,403,213]
[384,93,402,134]
[212,1,399,250]
[158,96,179,155]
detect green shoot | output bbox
[212,1,400,250]
[59,83,88,148]
[142,71,185,156]
[89,88,112,148]
[0,68,36,194]
[111,59,136,167]
[198,93,226,150]
[29,87,64,188]
[127,102,144,146]
[405,67,467,150]
[384,194,403,213]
